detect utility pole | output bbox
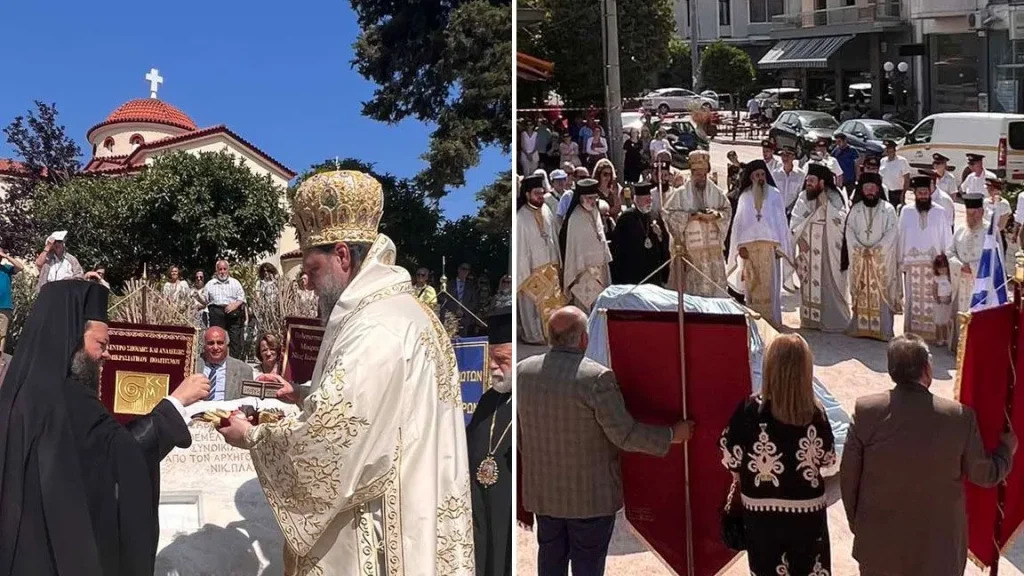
[604,0,625,177]
[689,0,701,91]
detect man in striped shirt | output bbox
[201,259,246,358]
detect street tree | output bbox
[474,170,513,235]
[31,151,289,287]
[657,37,693,90]
[1,101,82,254]
[699,41,756,104]
[534,0,675,105]
[349,0,511,200]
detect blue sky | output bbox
[0,0,507,219]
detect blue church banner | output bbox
[453,336,490,425]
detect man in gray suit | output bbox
[195,326,255,401]
[841,333,1018,576]
[517,306,693,576]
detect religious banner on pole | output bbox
[99,322,198,424]
[281,316,325,384]
[453,336,490,425]
[956,301,1024,569]
[606,309,749,575]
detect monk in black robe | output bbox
[467,306,513,576]
[0,280,211,576]
[612,181,669,285]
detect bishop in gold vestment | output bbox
[217,171,474,576]
[663,151,731,297]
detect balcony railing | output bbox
[771,2,902,29]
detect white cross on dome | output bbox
[145,68,163,99]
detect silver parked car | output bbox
[640,88,718,114]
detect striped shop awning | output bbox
[757,36,854,69]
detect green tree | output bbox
[699,41,756,102]
[431,215,510,293]
[291,158,442,273]
[349,0,511,199]
[2,101,82,254]
[474,170,513,235]
[534,0,674,105]
[657,37,692,90]
[31,151,289,287]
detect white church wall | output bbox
[90,123,188,158]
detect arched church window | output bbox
[130,134,144,147]
[103,137,115,152]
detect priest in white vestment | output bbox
[727,160,793,327]
[919,169,955,231]
[790,163,851,332]
[898,175,954,343]
[216,170,475,576]
[559,178,613,313]
[663,150,731,297]
[845,173,901,340]
[949,193,987,350]
[517,174,563,345]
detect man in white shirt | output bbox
[34,231,84,291]
[931,153,958,198]
[547,169,569,229]
[760,139,783,173]
[520,122,539,175]
[747,95,761,123]
[557,166,591,222]
[771,146,806,219]
[879,139,912,211]
[803,137,845,190]
[961,153,997,197]
[202,259,247,359]
[649,128,671,158]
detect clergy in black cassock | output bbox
[467,306,513,576]
[0,280,211,576]
[612,181,670,285]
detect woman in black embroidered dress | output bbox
[719,334,836,576]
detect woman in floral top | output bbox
[720,334,836,576]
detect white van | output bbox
[902,112,1024,183]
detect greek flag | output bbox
[970,217,1008,311]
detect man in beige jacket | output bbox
[840,334,1017,576]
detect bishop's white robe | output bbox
[790,189,851,332]
[949,223,986,349]
[245,235,474,576]
[563,205,613,313]
[517,203,562,345]
[845,200,901,341]
[727,185,793,327]
[663,179,732,297]
[898,206,953,343]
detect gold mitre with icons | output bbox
[688,150,711,172]
[291,170,384,249]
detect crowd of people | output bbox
[518,132,1014,351]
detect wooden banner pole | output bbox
[676,254,695,576]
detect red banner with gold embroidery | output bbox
[99,322,198,424]
[956,302,1024,568]
[607,309,749,575]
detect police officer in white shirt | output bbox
[760,139,783,173]
[771,146,806,219]
[960,153,997,197]
[931,153,958,199]
[878,139,911,211]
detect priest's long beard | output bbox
[318,274,347,325]
[862,195,881,207]
[70,349,101,392]
[490,367,512,394]
[806,187,823,201]
[916,198,932,212]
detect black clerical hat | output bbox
[655,157,672,170]
[963,193,985,209]
[910,175,932,189]
[967,153,985,163]
[806,163,833,183]
[932,153,950,164]
[633,182,654,196]
[918,168,939,180]
[857,172,883,189]
[576,178,600,195]
[487,306,513,345]
[521,174,545,193]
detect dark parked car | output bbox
[833,119,907,156]
[769,111,840,159]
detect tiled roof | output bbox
[87,98,197,140]
[0,158,47,178]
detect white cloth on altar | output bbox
[583,284,850,455]
[246,234,474,576]
[517,203,561,344]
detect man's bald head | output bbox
[548,306,589,350]
[203,326,229,364]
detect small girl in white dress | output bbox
[933,254,953,346]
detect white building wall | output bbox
[89,123,189,158]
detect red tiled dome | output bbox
[87,99,197,140]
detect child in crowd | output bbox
[933,254,953,346]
